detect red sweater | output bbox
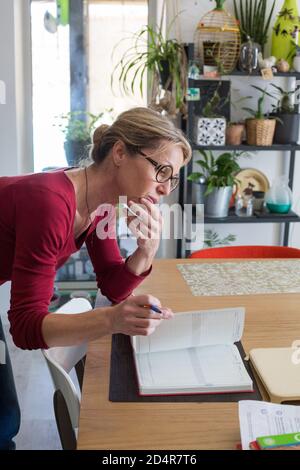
[0,169,149,350]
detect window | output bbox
[31,0,148,172]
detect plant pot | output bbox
[195,117,226,146]
[245,119,276,146]
[226,123,245,145]
[64,139,91,166]
[272,113,300,144]
[204,186,233,218]
[158,59,172,91]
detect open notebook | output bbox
[131,307,252,396]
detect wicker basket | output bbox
[246,119,276,146]
[194,5,240,74]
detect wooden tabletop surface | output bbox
[77,259,300,450]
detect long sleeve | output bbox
[86,213,151,304]
[8,187,72,350]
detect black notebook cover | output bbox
[109,334,262,403]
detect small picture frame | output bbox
[187,87,200,101]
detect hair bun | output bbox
[93,124,110,146]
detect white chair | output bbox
[42,293,112,449]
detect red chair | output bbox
[189,245,300,259]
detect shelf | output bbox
[191,144,300,152]
[196,208,300,224]
[189,70,300,79]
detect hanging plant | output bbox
[111,18,187,118]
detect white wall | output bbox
[164,0,300,250]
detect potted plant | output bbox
[242,85,278,146]
[233,0,275,54]
[187,149,245,217]
[55,110,105,166]
[226,122,245,145]
[195,83,229,146]
[111,21,187,117]
[269,83,300,144]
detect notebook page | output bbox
[135,343,251,392]
[132,307,245,354]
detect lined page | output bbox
[132,307,245,354]
[135,344,252,393]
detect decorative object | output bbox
[239,36,260,73]
[111,10,187,117]
[195,117,226,145]
[226,122,245,145]
[252,191,266,212]
[177,260,300,297]
[293,48,300,71]
[242,85,277,146]
[276,58,290,72]
[272,0,300,66]
[234,0,275,54]
[187,149,245,218]
[258,53,277,69]
[235,168,270,197]
[194,0,240,74]
[265,176,293,214]
[292,44,300,70]
[269,83,300,144]
[55,110,105,166]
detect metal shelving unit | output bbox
[177,45,300,258]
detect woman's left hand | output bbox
[127,197,162,257]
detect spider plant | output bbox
[111,20,187,113]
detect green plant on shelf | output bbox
[270,84,297,114]
[233,0,275,53]
[187,149,246,195]
[201,82,229,118]
[242,85,282,122]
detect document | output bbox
[131,307,252,396]
[239,400,300,450]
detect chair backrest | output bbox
[189,245,300,259]
[42,293,112,449]
[42,298,92,433]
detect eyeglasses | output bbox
[138,151,180,192]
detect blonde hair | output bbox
[91,107,192,164]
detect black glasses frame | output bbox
[138,151,179,191]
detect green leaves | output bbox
[54,110,108,142]
[188,149,245,194]
[234,0,275,53]
[111,23,186,112]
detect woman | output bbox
[0,107,191,351]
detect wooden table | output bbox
[77,259,300,450]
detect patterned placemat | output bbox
[177,260,300,296]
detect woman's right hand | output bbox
[108,294,173,336]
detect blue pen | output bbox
[144,304,162,314]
